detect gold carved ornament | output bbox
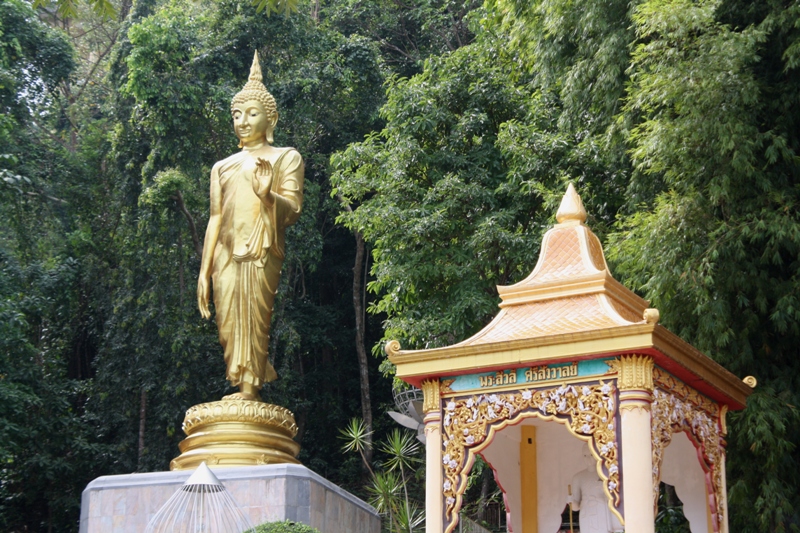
[606,354,654,391]
[440,379,455,394]
[653,367,719,417]
[182,399,298,435]
[384,339,402,358]
[651,368,725,533]
[420,379,441,414]
[440,382,619,533]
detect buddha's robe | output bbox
[210,146,303,387]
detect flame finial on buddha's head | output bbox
[230,51,277,118]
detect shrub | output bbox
[251,520,321,533]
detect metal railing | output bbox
[393,386,423,417]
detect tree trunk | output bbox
[311,0,320,22]
[137,388,147,470]
[119,0,132,20]
[352,230,373,467]
[338,195,374,469]
[178,230,185,307]
[173,190,202,257]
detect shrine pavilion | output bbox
[386,185,754,533]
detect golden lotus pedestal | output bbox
[170,399,300,470]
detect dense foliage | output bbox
[1,0,798,531]
[333,26,546,352]
[338,0,800,531]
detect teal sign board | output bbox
[444,358,614,393]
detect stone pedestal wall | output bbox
[80,463,380,533]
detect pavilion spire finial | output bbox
[556,183,587,225]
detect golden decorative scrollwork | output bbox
[653,367,719,417]
[384,339,402,357]
[440,379,455,394]
[643,308,660,324]
[607,355,654,391]
[420,379,441,414]
[440,382,619,532]
[650,392,675,509]
[651,383,725,533]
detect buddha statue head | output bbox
[231,51,278,146]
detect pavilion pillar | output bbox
[718,450,729,533]
[718,406,730,533]
[421,379,443,533]
[618,355,656,533]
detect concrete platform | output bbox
[79,463,380,533]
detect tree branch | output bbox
[172,190,203,257]
[71,35,117,104]
[379,39,417,61]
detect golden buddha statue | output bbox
[197,51,304,402]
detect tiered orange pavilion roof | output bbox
[387,185,752,410]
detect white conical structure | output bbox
[145,462,255,533]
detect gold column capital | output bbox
[614,354,654,392]
[420,379,441,414]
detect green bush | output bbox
[251,520,321,533]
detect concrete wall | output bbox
[80,463,380,533]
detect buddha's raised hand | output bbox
[252,157,274,201]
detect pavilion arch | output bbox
[652,368,728,532]
[439,380,622,532]
[660,431,715,532]
[479,414,617,533]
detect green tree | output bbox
[0,254,109,531]
[0,3,113,529]
[341,420,424,532]
[33,0,297,21]
[608,0,800,530]
[322,0,481,77]
[331,22,570,356]
[334,0,800,529]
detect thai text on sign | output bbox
[525,363,578,382]
[477,363,580,388]
[479,371,517,387]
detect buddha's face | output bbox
[232,100,275,145]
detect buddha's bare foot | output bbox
[222,391,261,401]
[223,382,261,401]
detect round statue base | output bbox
[170,400,300,470]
